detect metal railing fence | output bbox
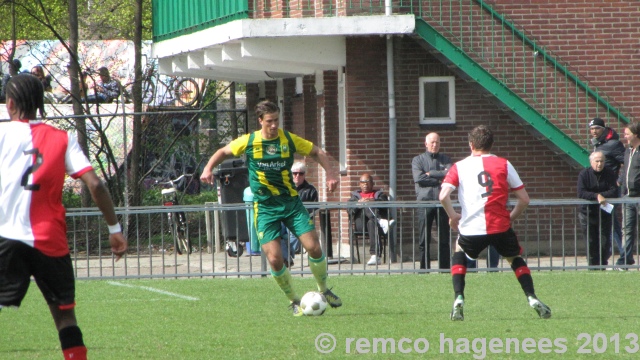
[67,198,639,280]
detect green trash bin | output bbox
[243,187,261,255]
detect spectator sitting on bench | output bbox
[84,67,120,103]
[348,173,394,265]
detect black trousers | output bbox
[418,207,451,269]
[579,212,613,267]
[354,212,384,256]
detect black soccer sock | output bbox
[510,257,535,297]
[451,251,467,298]
[59,325,87,360]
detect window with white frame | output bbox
[419,76,455,125]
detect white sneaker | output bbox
[528,296,551,319]
[366,255,381,265]
[451,296,464,321]
[378,219,395,234]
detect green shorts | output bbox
[254,196,315,245]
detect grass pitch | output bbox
[2,271,639,359]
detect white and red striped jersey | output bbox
[0,120,92,257]
[442,154,524,236]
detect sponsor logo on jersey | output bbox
[266,144,277,155]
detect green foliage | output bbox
[62,187,82,208]
[3,273,640,359]
[0,0,153,41]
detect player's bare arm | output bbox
[439,185,461,229]
[200,144,233,185]
[510,188,530,222]
[308,145,339,193]
[80,170,127,261]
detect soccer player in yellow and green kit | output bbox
[200,100,341,316]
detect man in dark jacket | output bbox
[412,132,453,269]
[618,122,640,268]
[589,117,625,267]
[348,173,393,266]
[577,151,618,267]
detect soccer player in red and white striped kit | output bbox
[439,125,551,321]
[0,74,127,359]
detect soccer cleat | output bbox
[528,296,551,319]
[289,300,303,317]
[366,255,381,265]
[323,288,342,308]
[450,296,464,321]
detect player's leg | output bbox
[256,202,302,315]
[450,235,488,321]
[33,251,88,359]
[289,199,341,308]
[450,244,467,321]
[498,229,551,319]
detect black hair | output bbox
[255,100,279,120]
[5,74,45,119]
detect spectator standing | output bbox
[0,74,127,359]
[281,161,318,267]
[85,67,120,103]
[589,117,625,266]
[618,122,640,269]
[412,132,453,269]
[200,100,342,316]
[440,125,551,321]
[348,173,394,266]
[577,151,618,267]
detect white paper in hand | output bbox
[600,203,614,214]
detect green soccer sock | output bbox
[308,253,328,292]
[271,266,299,302]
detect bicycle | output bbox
[158,174,193,255]
[122,62,201,106]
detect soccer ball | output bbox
[300,291,327,316]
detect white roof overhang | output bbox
[151,15,415,82]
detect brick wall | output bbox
[487,0,640,121]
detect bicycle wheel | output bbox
[175,212,192,254]
[174,78,200,106]
[141,79,155,104]
[169,218,183,255]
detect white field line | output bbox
[107,281,199,301]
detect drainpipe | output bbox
[385,0,397,261]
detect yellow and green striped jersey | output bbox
[229,129,313,201]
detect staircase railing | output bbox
[411,0,631,149]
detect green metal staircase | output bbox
[412,0,632,168]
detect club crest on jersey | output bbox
[266,144,277,155]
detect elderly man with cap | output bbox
[85,67,120,103]
[589,117,626,268]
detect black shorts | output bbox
[457,228,522,260]
[0,237,75,309]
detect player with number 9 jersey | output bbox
[442,154,524,236]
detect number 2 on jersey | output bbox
[477,171,493,198]
[21,148,43,191]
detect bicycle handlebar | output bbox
[156,174,194,187]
